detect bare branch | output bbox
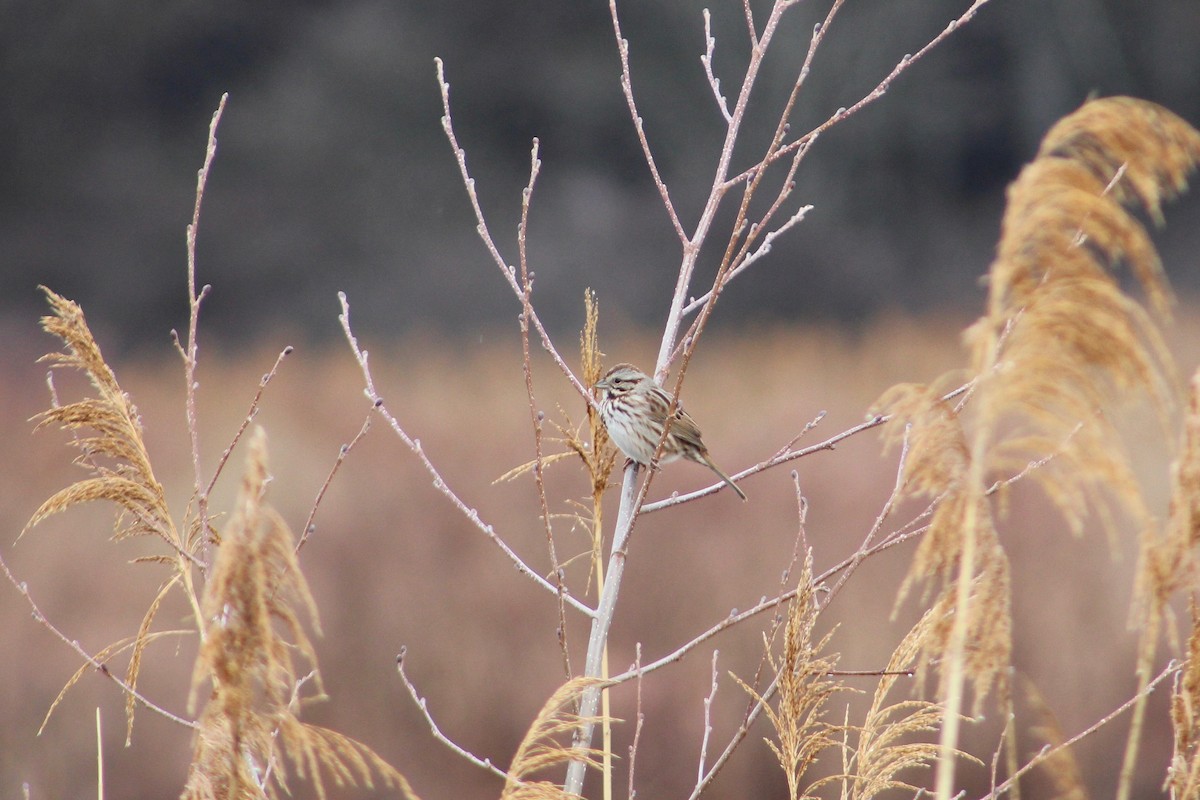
[628,644,644,800]
[179,93,228,561]
[701,10,732,124]
[609,0,687,242]
[297,408,372,553]
[338,292,595,618]
[653,0,805,374]
[820,422,912,609]
[681,202,814,318]
[697,649,721,782]
[205,345,293,498]
[434,59,592,406]
[515,138,573,677]
[980,662,1180,799]
[395,648,512,782]
[642,411,888,512]
[0,548,197,730]
[728,0,998,187]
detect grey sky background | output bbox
[3,1,1198,348]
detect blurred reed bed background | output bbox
[0,310,1196,797]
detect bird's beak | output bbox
[593,377,610,392]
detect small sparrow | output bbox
[594,363,747,501]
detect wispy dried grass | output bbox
[500,677,608,800]
[26,286,205,742]
[846,603,957,799]
[874,383,1012,711]
[1132,370,1200,798]
[960,96,1199,798]
[873,96,1200,796]
[26,287,412,797]
[1136,371,1200,629]
[27,287,181,549]
[734,554,842,799]
[493,288,616,550]
[184,427,414,800]
[1023,678,1088,800]
[1166,604,1200,798]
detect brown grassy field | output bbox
[2,306,1198,798]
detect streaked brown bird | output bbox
[594,363,747,501]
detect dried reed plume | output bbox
[875,96,1200,797]
[1136,371,1200,627]
[184,427,414,800]
[735,554,842,799]
[26,286,202,741]
[27,287,180,549]
[874,383,1012,710]
[26,288,412,797]
[1023,678,1088,800]
[500,677,607,800]
[1129,369,1200,797]
[1166,606,1200,798]
[846,602,960,799]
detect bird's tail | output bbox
[702,454,747,501]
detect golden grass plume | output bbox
[875,97,1200,793]
[1132,372,1200,798]
[1166,604,1200,798]
[1136,370,1200,625]
[500,676,608,800]
[26,286,178,548]
[874,384,1012,711]
[734,553,842,800]
[184,427,413,800]
[26,286,202,742]
[846,602,962,800]
[969,96,1200,535]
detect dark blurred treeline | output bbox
[2,1,1198,349]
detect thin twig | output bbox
[608,0,686,242]
[642,412,889,512]
[697,649,721,783]
[681,202,814,318]
[690,669,780,799]
[0,548,197,730]
[514,138,572,678]
[206,345,294,498]
[395,648,512,782]
[644,381,972,512]
[652,0,804,375]
[701,10,732,124]
[602,520,931,689]
[989,703,1013,800]
[665,0,843,374]
[297,408,373,552]
[628,644,644,800]
[820,423,912,610]
[177,92,228,562]
[980,662,1179,799]
[727,0,997,187]
[434,59,592,406]
[338,293,594,618]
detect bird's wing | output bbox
[671,406,706,451]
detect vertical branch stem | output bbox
[565,464,640,795]
[180,92,228,562]
[937,332,997,798]
[515,139,573,677]
[651,0,796,374]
